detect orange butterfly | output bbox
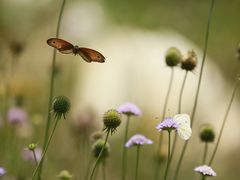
[47,38,105,63]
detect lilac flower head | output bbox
[0,167,6,176]
[156,117,179,131]
[117,102,141,116]
[125,134,153,148]
[22,147,42,163]
[7,107,27,125]
[194,165,216,177]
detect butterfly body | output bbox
[47,38,105,63]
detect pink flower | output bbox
[22,148,42,163]
[194,165,217,176]
[0,167,6,176]
[118,102,142,116]
[7,107,27,125]
[125,134,153,148]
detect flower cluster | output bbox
[125,134,153,148]
[194,165,216,177]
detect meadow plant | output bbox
[39,0,67,176]
[1,0,239,180]
[89,109,121,180]
[31,96,70,179]
[118,102,141,180]
[173,0,217,179]
[22,145,42,165]
[125,134,153,180]
[194,165,216,180]
[199,124,215,164]
[155,46,182,180]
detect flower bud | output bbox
[103,109,121,134]
[165,47,182,67]
[181,50,197,71]
[28,143,37,151]
[57,170,73,180]
[199,124,215,142]
[92,139,110,161]
[53,96,70,120]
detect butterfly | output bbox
[47,38,105,63]
[173,114,192,140]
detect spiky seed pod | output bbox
[92,139,110,161]
[199,124,215,142]
[181,50,197,71]
[103,109,121,134]
[52,96,70,120]
[165,47,182,67]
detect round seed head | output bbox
[165,47,182,67]
[199,124,215,142]
[103,109,121,134]
[92,139,110,161]
[181,50,197,71]
[53,96,70,120]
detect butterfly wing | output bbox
[177,124,192,140]
[78,48,105,63]
[174,114,192,140]
[47,38,74,54]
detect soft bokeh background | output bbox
[0,0,240,179]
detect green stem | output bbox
[122,115,130,180]
[32,150,38,166]
[39,0,66,177]
[170,71,188,163]
[164,130,171,180]
[208,79,239,165]
[178,71,188,114]
[163,68,174,119]
[89,130,110,180]
[202,143,208,164]
[201,175,206,180]
[135,146,140,180]
[155,68,174,180]
[173,0,216,179]
[31,118,60,180]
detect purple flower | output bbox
[117,102,141,116]
[0,167,6,176]
[7,107,28,125]
[125,134,153,148]
[156,117,179,131]
[22,148,42,163]
[194,165,217,177]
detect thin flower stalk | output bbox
[170,71,188,162]
[39,0,66,177]
[135,146,140,180]
[164,130,171,180]
[31,118,60,180]
[122,115,130,180]
[89,130,110,180]
[202,143,208,164]
[208,79,239,165]
[155,68,174,180]
[173,0,216,179]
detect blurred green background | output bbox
[0,0,240,180]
